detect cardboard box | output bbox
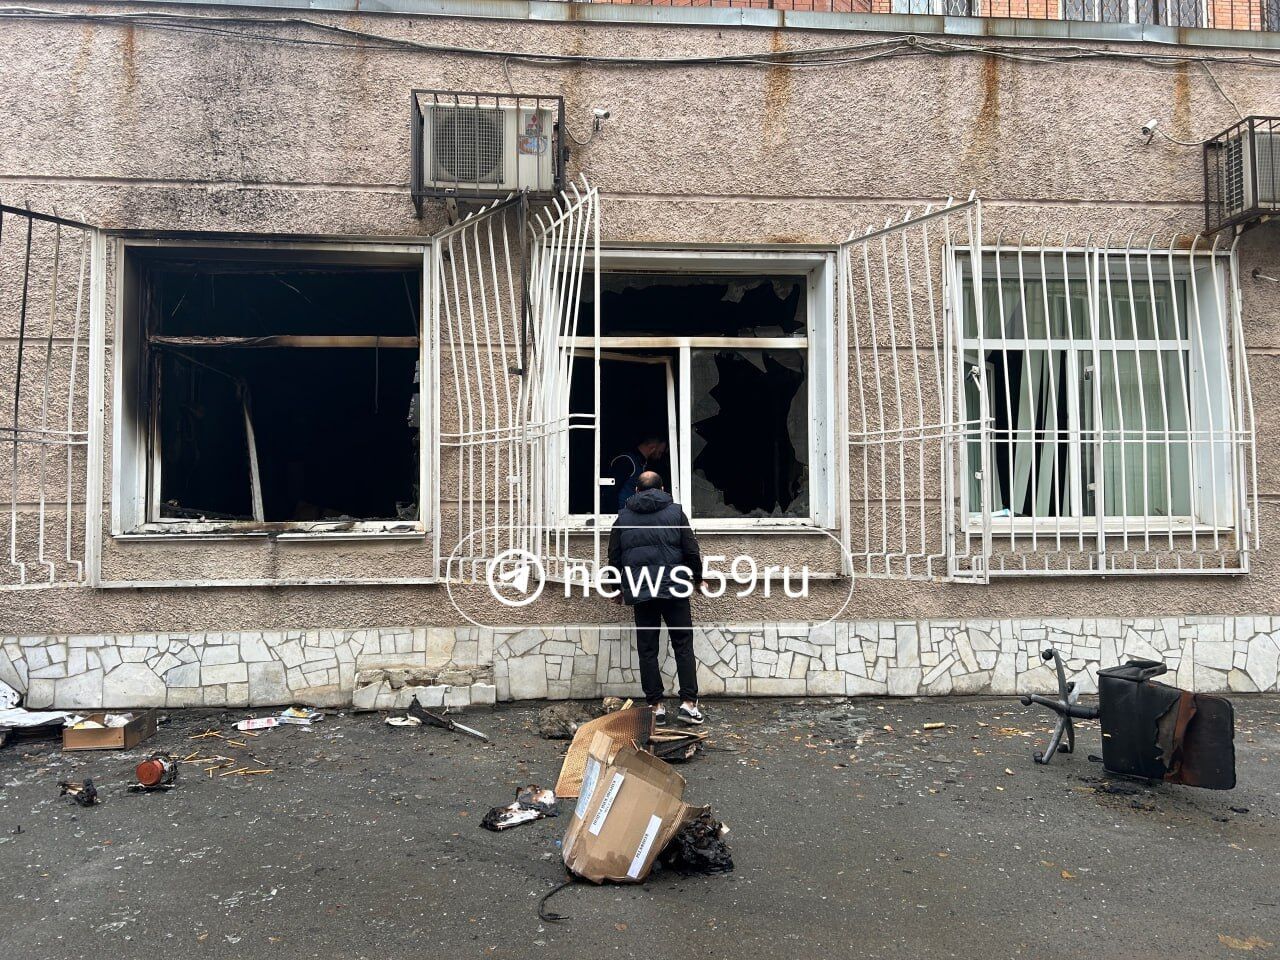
[562,730,697,884]
[63,710,157,751]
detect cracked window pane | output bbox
[690,349,809,519]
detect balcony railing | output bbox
[562,0,1275,31]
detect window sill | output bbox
[963,516,1235,537]
[563,515,833,534]
[114,524,426,542]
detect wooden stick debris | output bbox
[188,729,227,741]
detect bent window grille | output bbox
[956,236,1258,576]
[838,196,985,582]
[0,204,104,590]
[432,180,599,583]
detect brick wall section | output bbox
[581,0,1269,30]
[1208,0,1263,29]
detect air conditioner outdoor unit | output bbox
[412,92,563,212]
[1205,117,1280,234]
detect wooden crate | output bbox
[63,710,158,751]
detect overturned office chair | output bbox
[1020,648,1236,790]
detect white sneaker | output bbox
[652,703,667,725]
[677,702,704,726]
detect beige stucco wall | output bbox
[3,1,1280,642]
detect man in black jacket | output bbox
[607,471,704,726]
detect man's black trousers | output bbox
[632,596,698,705]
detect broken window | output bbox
[689,348,808,519]
[129,249,422,531]
[569,272,812,522]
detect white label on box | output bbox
[626,814,664,879]
[575,757,602,820]
[587,773,625,836]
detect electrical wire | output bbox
[1199,61,1246,119]
[4,5,1280,73]
[1154,126,1208,146]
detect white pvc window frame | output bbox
[956,244,1236,537]
[111,237,433,541]
[948,236,1257,577]
[561,246,838,533]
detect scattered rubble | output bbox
[650,729,707,762]
[536,702,608,740]
[657,811,734,876]
[277,707,323,726]
[58,778,99,807]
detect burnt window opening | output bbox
[570,272,810,521]
[577,273,806,338]
[133,251,422,529]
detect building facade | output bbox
[3,0,1280,710]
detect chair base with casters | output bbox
[1019,649,1099,764]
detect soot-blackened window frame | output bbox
[113,239,431,539]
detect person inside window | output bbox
[608,431,668,513]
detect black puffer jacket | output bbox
[607,489,702,605]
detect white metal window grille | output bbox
[0,204,105,590]
[957,235,1258,576]
[838,196,984,582]
[431,180,600,582]
[526,182,601,580]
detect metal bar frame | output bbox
[0,204,100,590]
[840,195,985,582]
[955,236,1256,576]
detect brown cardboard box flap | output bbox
[562,730,692,884]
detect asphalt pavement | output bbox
[0,696,1276,960]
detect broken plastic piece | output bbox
[278,707,323,725]
[516,785,557,813]
[481,784,559,832]
[385,715,422,728]
[235,717,280,731]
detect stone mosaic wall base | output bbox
[0,627,495,711]
[2,616,1278,709]
[492,617,1280,700]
